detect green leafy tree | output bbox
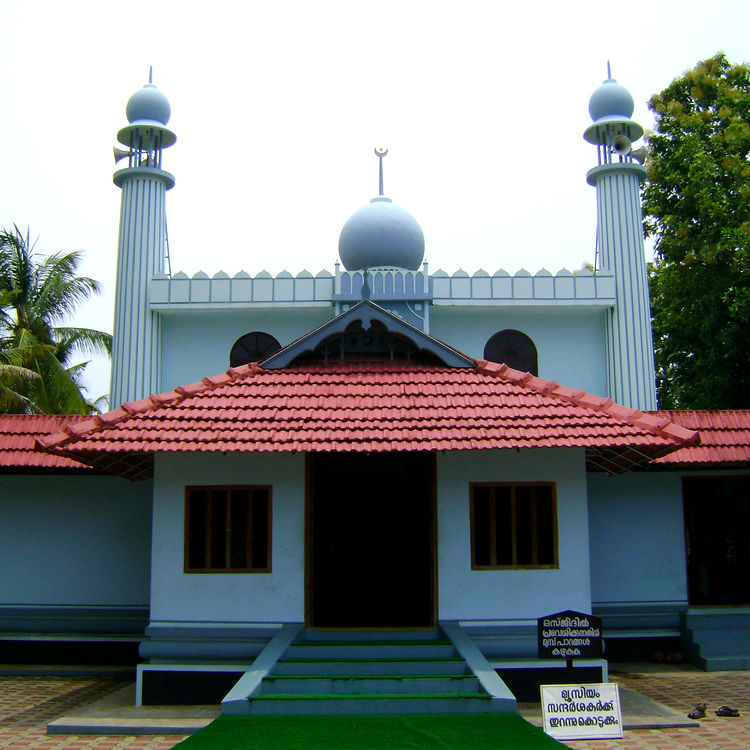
[643,54,750,409]
[0,227,112,414]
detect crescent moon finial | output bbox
[374,147,388,196]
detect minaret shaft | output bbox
[590,163,657,410]
[110,170,171,406]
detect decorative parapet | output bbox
[149,266,615,310]
[149,269,335,308]
[431,267,615,306]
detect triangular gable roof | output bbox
[259,299,475,369]
[38,358,698,480]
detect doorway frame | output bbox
[682,473,750,607]
[304,452,438,629]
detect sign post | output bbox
[538,610,620,741]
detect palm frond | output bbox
[53,326,112,362]
[0,362,40,414]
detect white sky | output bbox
[1,0,748,403]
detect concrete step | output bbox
[302,629,441,642]
[699,655,750,672]
[682,609,749,631]
[247,693,497,716]
[687,633,749,658]
[681,609,750,671]
[274,657,468,676]
[286,641,455,660]
[261,674,480,694]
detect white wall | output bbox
[430,307,607,397]
[0,474,152,605]
[159,308,332,394]
[437,448,592,621]
[587,472,687,605]
[158,305,608,400]
[150,452,305,622]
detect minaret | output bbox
[110,72,175,407]
[584,66,657,411]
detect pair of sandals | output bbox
[687,702,740,719]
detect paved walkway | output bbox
[0,666,747,749]
[565,666,749,750]
[0,676,186,750]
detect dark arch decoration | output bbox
[309,319,433,363]
[484,329,538,375]
[230,332,282,367]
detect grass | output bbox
[173,712,570,750]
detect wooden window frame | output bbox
[184,485,272,573]
[469,482,558,569]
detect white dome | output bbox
[338,197,425,271]
[589,77,635,123]
[126,83,171,126]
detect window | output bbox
[230,332,281,367]
[470,483,557,568]
[185,486,271,573]
[484,330,538,375]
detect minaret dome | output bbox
[126,82,172,126]
[588,76,635,122]
[584,65,643,146]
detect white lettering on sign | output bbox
[541,683,623,741]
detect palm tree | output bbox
[0,227,111,414]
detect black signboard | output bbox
[538,609,602,660]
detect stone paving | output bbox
[0,676,186,750]
[0,669,747,749]
[565,668,749,750]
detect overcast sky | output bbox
[1,0,748,402]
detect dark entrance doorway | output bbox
[683,476,749,605]
[307,452,435,628]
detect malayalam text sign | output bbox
[541,683,623,741]
[537,609,602,659]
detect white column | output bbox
[110,167,172,407]
[589,162,657,411]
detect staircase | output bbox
[222,625,516,715]
[681,608,750,671]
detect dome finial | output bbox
[375,147,388,196]
[149,65,153,84]
[607,60,611,79]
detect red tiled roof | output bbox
[649,410,750,467]
[0,414,91,470]
[38,359,698,479]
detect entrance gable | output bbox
[260,299,475,369]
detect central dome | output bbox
[338,196,425,271]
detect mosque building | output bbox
[0,70,747,710]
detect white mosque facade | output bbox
[0,73,747,708]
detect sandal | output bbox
[687,703,707,719]
[715,706,740,717]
